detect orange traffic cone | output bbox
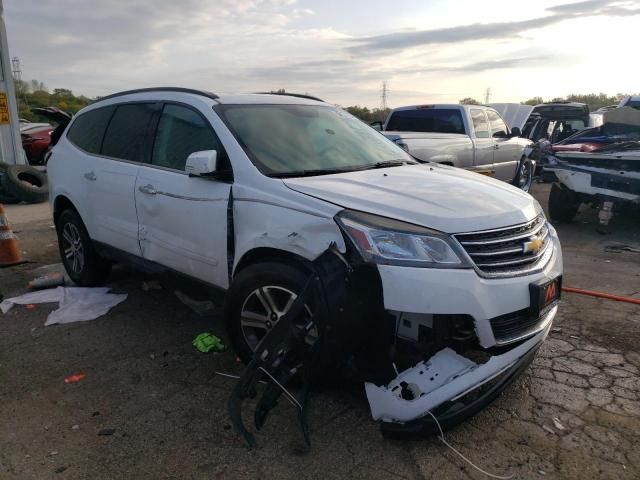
[0,203,25,267]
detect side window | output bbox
[151,104,220,171]
[66,106,115,154]
[470,109,490,138]
[101,103,157,162]
[486,110,509,137]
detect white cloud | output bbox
[5,0,640,107]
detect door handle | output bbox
[83,171,96,181]
[139,184,157,195]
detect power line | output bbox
[381,81,388,110]
[11,56,21,81]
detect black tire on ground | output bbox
[226,262,310,364]
[0,172,21,204]
[56,209,112,286]
[4,165,48,204]
[548,182,580,223]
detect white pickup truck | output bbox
[376,104,535,191]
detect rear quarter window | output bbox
[386,109,465,134]
[66,106,115,154]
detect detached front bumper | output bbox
[365,313,553,436]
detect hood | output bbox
[283,164,539,234]
[488,103,534,130]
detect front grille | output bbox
[490,305,556,345]
[453,215,552,277]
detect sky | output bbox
[4,0,640,108]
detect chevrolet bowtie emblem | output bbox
[523,236,544,254]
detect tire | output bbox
[56,209,112,286]
[4,165,48,204]
[0,172,21,204]
[512,157,534,192]
[226,262,311,363]
[548,182,580,223]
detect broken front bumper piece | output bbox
[365,307,555,434]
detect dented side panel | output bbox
[232,183,346,272]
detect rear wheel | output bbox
[226,262,313,363]
[56,209,112,286]
[548,182,580,223]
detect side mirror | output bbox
[510,126,522,137]
[493,130,508,138]
[185,150,217,176]
[370,121,383,131]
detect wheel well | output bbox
[53,195,77,226]
[233,248,312,279]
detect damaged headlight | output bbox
[336,210,469,268]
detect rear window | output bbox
[386,109,465,134]
[101,103,157,162]
[66,106,115,154]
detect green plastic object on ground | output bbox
[192,333,226,353]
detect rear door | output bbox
[486,109,521,181]
[134,103,231,288]
[89,102,160,255]
[469,108,494,175]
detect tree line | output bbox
[14,79,635,125]
[15,79,92,122]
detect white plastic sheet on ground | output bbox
[0,287,127,326]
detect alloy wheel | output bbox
[240,285,314,351]
[61,222,85,274]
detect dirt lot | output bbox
[1,183,639,480]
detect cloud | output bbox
[347,0,640,53]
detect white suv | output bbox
[48,88,562,431]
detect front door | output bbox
[134,103,231,289]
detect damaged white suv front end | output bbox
[285,167,562,436]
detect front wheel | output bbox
[56,209,112,286]
[513,157,534,192]
[226,262,313,363]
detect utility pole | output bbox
[484,87,491,104]
[0,0,26,164]
[10,56,20,81]
[381,81,388,111]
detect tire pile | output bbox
[0,162,49,204]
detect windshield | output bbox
[218,104,414,177]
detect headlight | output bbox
[336,210,469,268]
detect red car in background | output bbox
[21,123,53,164]
[21,107,72,165]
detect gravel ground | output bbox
[1,183,639,479]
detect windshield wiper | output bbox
[269,167,360,178]
[360,159,417,170]
[269,160,417,178]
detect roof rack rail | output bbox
[92,87,219,104]
[254,92,324,102]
